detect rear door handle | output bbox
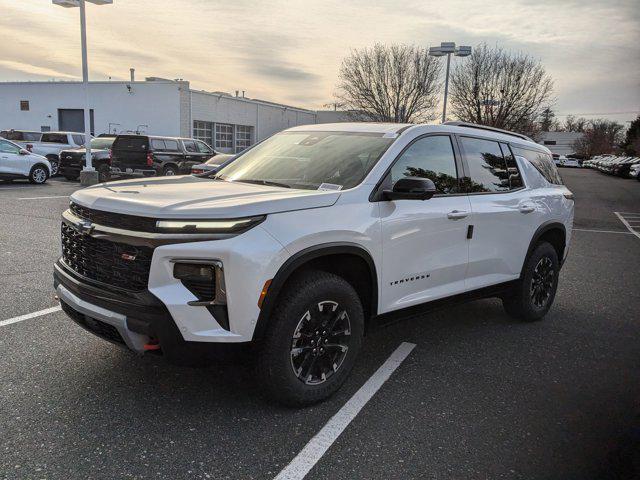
[447,210,469,220]
[519,205,535,214]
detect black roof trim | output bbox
[444,121,533,142]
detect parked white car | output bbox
[55,122,574,406]
[25,131,89,176]
[0,138,51,184]
[558,156,581,168]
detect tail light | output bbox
[192,169,203,174]
[146,151,154,166]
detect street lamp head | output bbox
[428,47,446,57]
[455,46,472,57]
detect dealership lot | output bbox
[1,169,639,479]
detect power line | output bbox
[554,110,639,117]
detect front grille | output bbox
[61,301,125,344]
[61,223,153,291]
[70,202,157,232]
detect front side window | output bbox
[216,131,394,190]
[0,139,21,154]
[183,140,198,153]
[72,135,85,146]
[388,135,459,194]
[460,137,509,193]
[196,140,213,154]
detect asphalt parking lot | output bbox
[1,169,639,480]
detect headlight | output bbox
[156,216,265,233]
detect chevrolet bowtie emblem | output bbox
[76,219,94,235]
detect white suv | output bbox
[54,122,574,405]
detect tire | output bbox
[46,156,59,176]
[29,164,49,184]
[97,164,111,182]
[502,241,559,321]
[256,270,364,407]
[163,165,178,176]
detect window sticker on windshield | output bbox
[318,183,343,191]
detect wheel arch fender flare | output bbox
[521,221,567,276]
[253,242,379,340]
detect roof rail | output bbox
[443,121,533,142]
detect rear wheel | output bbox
[256,270,364,406]
[29,164,49,184]
[502,241,559,321]
[163,165,177,176]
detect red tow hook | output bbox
[143,340,161,351]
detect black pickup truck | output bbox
[110,134,217,177]
[59,136,115,181]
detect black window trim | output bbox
[369,132,465,202]
[453,133,528,196]
[499,142,527,191]
[511,143,563,185]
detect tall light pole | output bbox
[53,0,113,185]
[429,42,472,124]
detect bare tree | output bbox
[448,44,554,135]
[337,44,442,123]
[573,119,625,157]
[563,115,589,133]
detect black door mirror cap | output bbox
[383,177,437,201]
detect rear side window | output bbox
[500,143,524,190]
[512,146,563,185]
[388,135,459,194]
[112,136,148,151]
[164,139,179,151]
[41,133,68,144]
[459,137,509,193]
[72,134,85,145]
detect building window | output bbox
[235,125,253,153]
[215,123,233,150]
[20,100,29,111]
[193,120,213,146]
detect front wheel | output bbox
[502,241,559,321]
[29,164,49,184]
[256,270,364,406]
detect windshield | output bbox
[215,131,394,190]
[91,137,115,149]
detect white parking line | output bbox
[274,342,416,480]
[0,306,61,327]
[18,195,69,200]
[614,212,640,240]
[573,228,633,235]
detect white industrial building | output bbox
[537,131,584,156]
[0,76,318,154]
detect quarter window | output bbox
[388,135,459,194]
[512,146,563,185]
[215,124,233,150]
[150,139,166,150]
[460,137,509,193]
[164,139,179,151]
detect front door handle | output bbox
[447,210,469,220]
[519,205,535,214]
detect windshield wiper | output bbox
[235,179,292,189]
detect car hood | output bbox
[71,175,341,218]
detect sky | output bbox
[1,0,639,124]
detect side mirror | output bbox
[19,148,30,155]
[383,177,437,201]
